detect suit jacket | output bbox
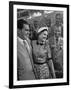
[17,37,35,80]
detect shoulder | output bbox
[17,37,24,46]
[31,40,38,50]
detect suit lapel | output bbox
[23,40,36,78]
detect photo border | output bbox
[9,1,69,88]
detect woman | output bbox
[32,27,56,79]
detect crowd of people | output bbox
[17,13,63,80]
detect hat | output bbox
[37,27,48,33]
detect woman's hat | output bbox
[37,27,48,34]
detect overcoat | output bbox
[17,37,35,80]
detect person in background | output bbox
[32,27,56,79]
[46,18,51,39]
[49,13,63,78]
[17,19,35,80]
[53,25,63,78]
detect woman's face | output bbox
[38,30,48,42]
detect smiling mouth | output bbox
[43,37,47,39]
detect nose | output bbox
[27,31,30,34]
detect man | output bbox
[49,13,63,78]
[17,19,35,80]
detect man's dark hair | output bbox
[17,19,29,30]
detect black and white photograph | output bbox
[17,9,63,80]
[9,1,69,88]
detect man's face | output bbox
[22,24,30,38]
[56,14,62,25]
[56,26,62,37]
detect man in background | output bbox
[48,13,63,78]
